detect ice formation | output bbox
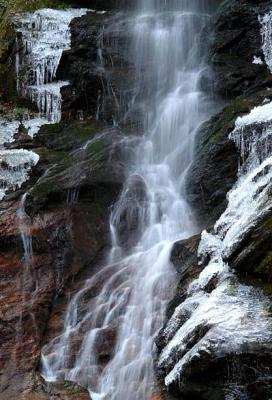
[260,11,272,71]
[14,8,87,122]
[234,101,272,128]
[0,120,20,145]
[159,100,272,387]
[0,149,39,200]
[0,9,88,200]
[252,55,263,65]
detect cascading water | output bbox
[41,1,217,399]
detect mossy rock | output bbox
[255,252,272,281]
[186,89,272,228]
[35,120,104,151]
[29,122,123,207]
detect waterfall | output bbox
[41,2,217,399]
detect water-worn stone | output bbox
[166,344,272,400]
[229,208,272,282]
[2,373,91,400]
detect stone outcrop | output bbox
[229,208,272,282]
[0,5,129,397]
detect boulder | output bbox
[2,373,91,400]
[229,208,272,282]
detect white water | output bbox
[41,2,216,399]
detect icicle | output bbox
[260,11,272,72]
[14,8,88,122]
[0,149,39,199]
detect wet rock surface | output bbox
[58,11,137,131]
[229,208,272,282]
[2,373,91,400]
[210,0,272,98]
[165,345,272,400]
[0,5,127,397]
[186,0,272,227]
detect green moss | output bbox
[0,0,70,13]
[31,138,109,203]
[30,177,57,199]
[77,125,100,140]
[39,122,66,134]
[0,106,35,120]
[198,96,254,155]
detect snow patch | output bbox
[252,55,263,65]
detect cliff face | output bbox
[0,1,271,400]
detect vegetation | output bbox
[0,0,70,12]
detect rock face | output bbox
[229,208,272,281]
[156,235,201,354]
[58,11,137,131]
[186,0,272,227]
[0,120,124,397]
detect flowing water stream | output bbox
[41,1,217,399]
